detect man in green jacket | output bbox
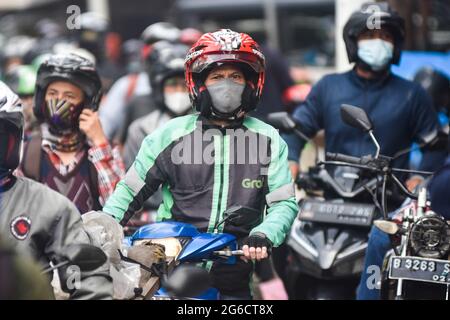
[103,29,298,299]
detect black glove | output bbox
[242,233,273,255]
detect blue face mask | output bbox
[357,39,394,71]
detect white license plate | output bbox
[389,256,450,285]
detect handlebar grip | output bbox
[326,152,361,165]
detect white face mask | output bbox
[164,92,192,115]
[357,38,394,71]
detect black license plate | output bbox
[389,256,450,285]
[298,200,375,227]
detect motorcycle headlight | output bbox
[409,213,450,259]
[134,237,184,258]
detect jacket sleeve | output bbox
[88,142,126,206]
[285,78,325,162]
[44,199,113,300]
[250,134,299,247]
[102,133,167,225]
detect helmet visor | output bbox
[190,52,264,74]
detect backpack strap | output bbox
[21,134,43,182]
[87,154,102,210]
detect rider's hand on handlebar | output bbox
[241,233,272,262]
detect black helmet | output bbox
[343,2,405,65]
[33,53,103,124]
[146,41,189,107]
[0,81,23,173]
[413,67,450,110]
[140,22,181,45]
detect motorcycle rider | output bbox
[284,2,439,185]
[278,2,440,291]
[102,29,298,299]
[0,81,112,299]
[18,53,125,214]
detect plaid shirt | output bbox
[16,142,125,207]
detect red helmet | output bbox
[185,29,265,116]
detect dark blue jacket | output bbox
[283,68,439,171]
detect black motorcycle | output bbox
[268,104,432,299]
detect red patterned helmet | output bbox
[185,29,265,115]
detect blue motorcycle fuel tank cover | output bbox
[178,233,237,262]
[130,221,200,242]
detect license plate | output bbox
[389,256,450,285]
[298,200,375,227]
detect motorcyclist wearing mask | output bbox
[18,53,125,214]
[281,2,440,299]
[102,29,298,299]
[284,2,439,189]
[0,81,112,299]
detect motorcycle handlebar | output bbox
[326,152,363,165]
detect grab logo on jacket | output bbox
[242,178,263,189]
[10,215,32,240]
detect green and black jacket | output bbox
[103,113,298,247]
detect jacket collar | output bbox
[348,66,392,89]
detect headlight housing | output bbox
[409,213,450,259]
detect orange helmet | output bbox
[185,29,265,116]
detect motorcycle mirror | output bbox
[61,244,107,272]
[221,205,261,227]
[266,112,297,132]
[340,104,373,132]
[164,265,211,297]
[374,220,399,235]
